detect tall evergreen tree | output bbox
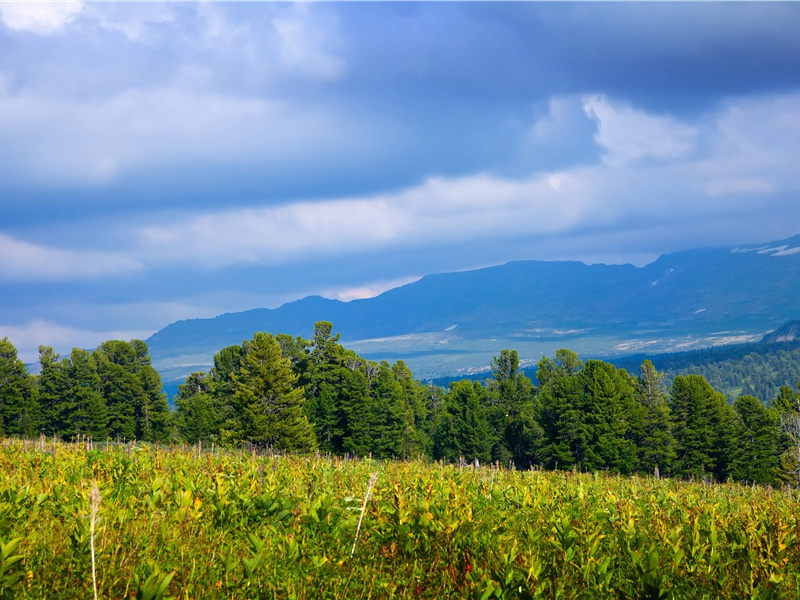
[633,360,677,475]
[64,348,108,440]
[95,342,141,441]
[130,339,172,442]
[37,346,71,437]
[669,374,738,481]
[577,360,640,474]
[535,350,584,469]
[392,360,432,457]
[433,380,494,464]
[228,332,317,451]
[174,371,220,444]
[486,350,539,468]
[369,361,417,459]
[0,338,38,437]
[731,395,780,485]
[300,322,349,453]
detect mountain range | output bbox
[147,234,800,392]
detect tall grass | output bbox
[0,438,798,598]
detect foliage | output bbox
[616,339,800,405]
[2,329,799,487]
[1,439,800,599]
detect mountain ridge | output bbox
[147,234,800,388]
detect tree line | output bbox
[2,322,800,486]
[0,338,171,442]
[614,336,800,405]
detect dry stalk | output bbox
[350,473,378,558]
[90,482,101,600]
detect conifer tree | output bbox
[65,348,108,440]
[535,349,584,469]
[486,350,539,468]
[577,360,639,474]
[0,337,38,437]
[634,360,677,475]
[229,332,317,452]
[669,374,738,481]
[731,395,780,485]
[174,371,220,444]
[433,380,494,464]
[37,346,71,437]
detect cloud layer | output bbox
[2,2,800,363]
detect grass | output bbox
[1,437,799,599]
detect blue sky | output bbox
[2,1,800,363]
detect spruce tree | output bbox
[669,374,737,481]
[731,395,780,485]
[433,380,494,464]
[0,337,38,437]
[37,346,71,437]
[487,350,538,468]
[535,350,584,470]
[230,332,317,452]
[634,360,677,475]
[174,371,220,444]
[64,348,108,440]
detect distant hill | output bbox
[613,324,800,405]
[148,234,800,393]
[761,320,800,344]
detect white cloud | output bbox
[324,276,422,302]
[272,4,345,80]
[0,319,153,365]
[583,95,696,166]
[0,234,141,281]
[82,3,178,43]
[0,86,357,186]
[0,2,83,35]
[693,92,800,196]
[138,170,602,268]
[134,91,800,272]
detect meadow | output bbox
[1,438,799,599]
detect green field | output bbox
[1,439,799,599]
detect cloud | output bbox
[0,234,141,281]
[0,319,153,365]
[0,85,361,187]
[137,170,602,269]
[126,89,800,274]
[583,95,697,166]
[323,276,422,302]
[0,2,83,35]
[271,4,345,80]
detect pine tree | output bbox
[634,360,677,475]
[64,348,108,440]
[577,360,639,474]
[230,332,317,452]
[731,395,780,485]
[37,346,71,437]
[486,350,538,468]
[95,344,140,441]
[174,371,220,444]
[433,380,494,464]
[0,338,38,437]
[535,350,584,470]
[669,374,737,481]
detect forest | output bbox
[613,326,800,405]
[2,321,800,487]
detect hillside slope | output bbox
[148,234,800,388]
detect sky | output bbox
[2,1,800,364]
